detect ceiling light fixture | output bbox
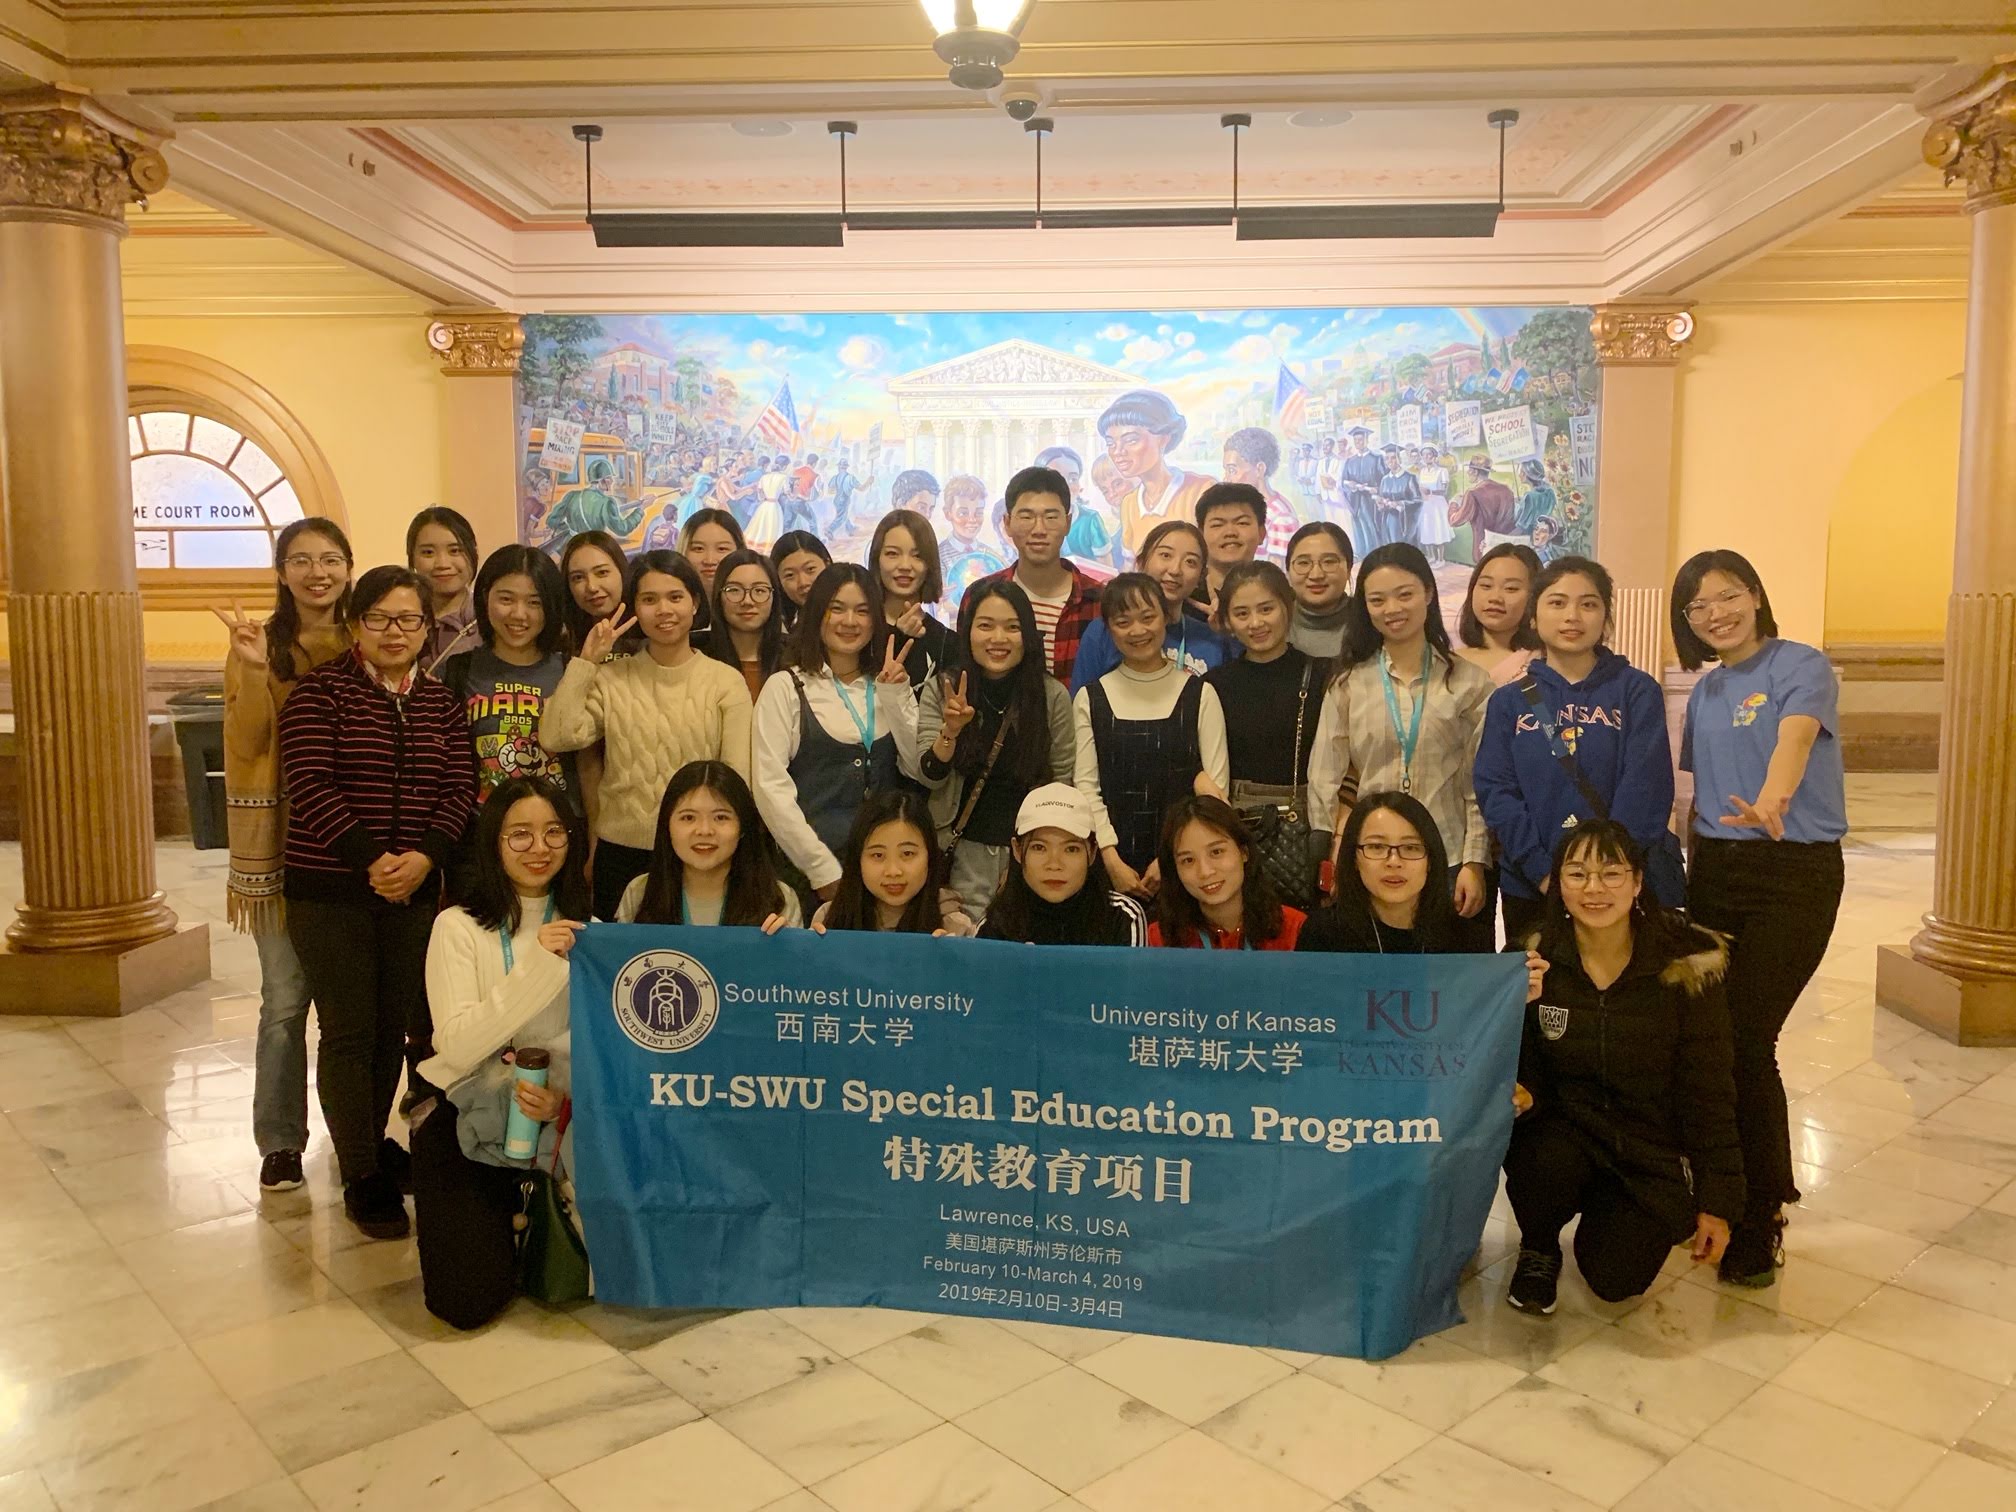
[920,1,1037,91]
[1288,108,1354,129]
[574,106,1520,246]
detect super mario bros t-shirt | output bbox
[1680,639,1847,843]
[462,649,570,803]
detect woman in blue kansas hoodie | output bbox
[1475,555,1678,940]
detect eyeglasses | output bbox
[1357,841,1428,862]
[359,612,427,633]
[721,585,773,603]
[1561,865,1634,889]
[1683,589,1751,623]
[1289,554,1347,575]
[503,824,571,852]
[283,553,348,572]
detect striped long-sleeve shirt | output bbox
[278,651,477,906]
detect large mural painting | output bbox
[514,307,1601,612]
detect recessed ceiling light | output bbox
[731,120,794,138]
[1288,109,1353,129]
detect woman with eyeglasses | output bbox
[1297,792,1460,954]
[216,517,354,1197]
[1308,543,1495,950]
[541,550,753,920]
[1671,549,1847,1289]
[278,566,477,1240]
[415,775,590,1329]
[704,549,789,701]
[1284,522,1355,659]
[1503,821,1742,1317]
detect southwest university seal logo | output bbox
[612,950,720,1053]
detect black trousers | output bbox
[1504,1117,1676,1303]
[412,1101,524,1331]
[1449,864,1499,953]
[592,838,652,922]
[289,895,436,1185]
[1689,837,1844,1226]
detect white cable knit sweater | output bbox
[539,652,753,849]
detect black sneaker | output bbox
[258,1150,304,1192]
[1507,1247,1562,1315]
[1719,1216,1785,1288]
[343,1173,410,1240]
[380,1137,414,1195]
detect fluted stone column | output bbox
[0,87,209,1013]
[1877,55,2016,1045]
[427,312,524,554]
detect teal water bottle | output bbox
[502,1047,551,1163]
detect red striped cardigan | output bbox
[277,651,477,906]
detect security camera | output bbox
[1002,89,1042,122]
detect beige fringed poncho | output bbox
[222,623,351,934]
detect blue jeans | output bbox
[253,928,313,1156]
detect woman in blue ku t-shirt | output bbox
[1672,549,1847,1293]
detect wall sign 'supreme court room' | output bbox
[2,4,2016,1511]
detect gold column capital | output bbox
[0,85,169,231]
[1924,55,2016,213]
[426,312,525,376]
[1589,306,1696,366]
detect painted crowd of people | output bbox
[221,463,1846,1330]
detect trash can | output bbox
[167,686,228,851]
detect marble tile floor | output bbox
[1,774,2014,1510]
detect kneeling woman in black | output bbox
[415,775,589,1329]
[1297,792,1459,955]
[1503,819,1744,1317]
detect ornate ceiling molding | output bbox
[0,86,169,230]
[1589,306,1696,365]
[1923,55,2016,212]
[426,312,524,375]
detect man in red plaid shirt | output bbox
[959,464,1104,686]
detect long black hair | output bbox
[769,530,832,632]
[703,549,787,683]
[1154,795,1284,947]
[266,516,353,682]
[632,761,784,927]
[459,775,589,935]
[472,543,566,658]
[987,833,1135,946]
[791,562,887,677]
[1670,549,1779,671]
[559,530,629,656]
[1535,819,1700,961]
[820,791,946,934]
[949,580,1052,790]
[871,507,946,607]
[1323,790,1456,950]
[1457,542,1543,652]
[1343,543,1458,687]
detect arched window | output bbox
[128,409,303,571]
[122,347,347,608]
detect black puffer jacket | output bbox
[1514,921,1745,1235]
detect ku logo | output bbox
[1366,990,1439,1037]
[1733,691,1768,728]
[612,950,720,1053]
[1538,1004,1570,1042]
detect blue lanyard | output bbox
[1197,927,1253,952]
[499,896,557,973]
[831,673,877,751]
[1378,647,1430,793]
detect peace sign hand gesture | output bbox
[579,614,637,665]
[938,671,976,739]
[877,637,915,686]
[211,601,266,670]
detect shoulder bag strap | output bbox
[947,705,1016,849]
[1518,675,1610,821]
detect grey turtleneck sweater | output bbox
[1290,601,1351,660]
